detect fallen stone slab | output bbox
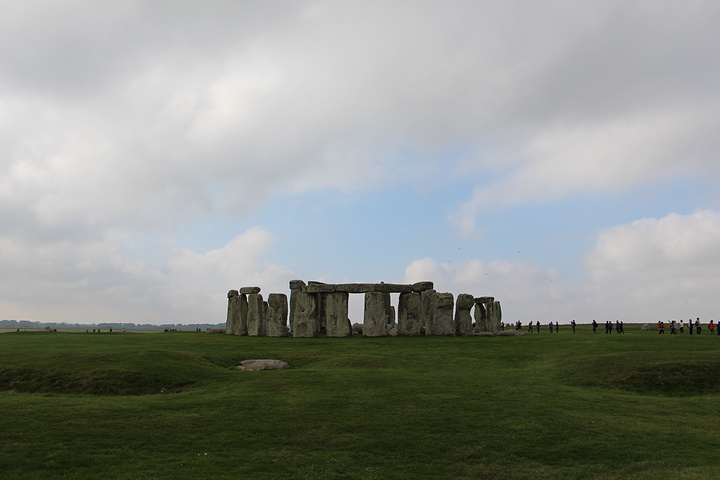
[237,359,290,371]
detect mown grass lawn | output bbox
[1,326,719,479]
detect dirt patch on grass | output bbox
[565,353,720,396]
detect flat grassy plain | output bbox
[1,326,719,479]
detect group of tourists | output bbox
[505,320,580,333]
[589,319,625,334]
[657,318,716,335]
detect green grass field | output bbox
[1,326,719,479]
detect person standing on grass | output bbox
[709,320,715,335]
[555,321,559,333]
[616,320,621,333]
[571,319,576,333]
[528,322,533,333]
[549,321,554,333]
[592,319,597,333]
[536,321,540,333]
[658,321,665,334]
[696,318,701,335]
[679,320,684,334]
[670,320,677,334]
[689,318,693,335]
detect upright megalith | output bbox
[288,280,306,332]
[226,290,248,336]
[325,292,351,337]
[487,300,502,333]
[454,293,474,336]
[293,291,318,338]
[266,293,289,337]
[421,289,437,334]
[247,293,266,336]
[364,291,391,336]
[398,291,423,336]
[428,292,455,336]
[474,297,498,333]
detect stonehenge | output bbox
[226,280,502,338]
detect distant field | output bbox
[1,326,719,479]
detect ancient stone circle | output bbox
[226,280,501,337]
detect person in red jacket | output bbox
[658,321,665,334]
[709,320,715,335]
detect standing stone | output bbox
[236,294,248,335]
[325,292,351,337]
[487,300,502,333]
[317,293,327,335]
[474,301,489,333]
[429,292,454,336]
[293,291,318,338]
[454,293,474,336]
[364,292,391,337]
[247,293,266,336]
[240,286,261,295]
[265,293,289,337]
[421,289,437,335]
[398,291,423,336]
[226,290,239,335]
[288,280,306,333]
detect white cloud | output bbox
[0,227,292,324]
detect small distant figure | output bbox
[619,321,624,334]
[592,320,597,334]
[608,321,613,334]
[555,321,559,333]
[604,321,610,334]
[615,320,621,334]
[536,321,540,333]
[709,320,715,335]
[696,318,701,335]
[658,321,665,334]
[516,321,522,331]
[689,318,693,335]
[571,319,576,333]
[528,322,533,333]
[548,322,554,333]
[670,320,677,334]
[500,322,505,331]
[679,320,684,334]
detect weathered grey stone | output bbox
[317,293,327,334]
[265,293,289,337]
[412,281,434,292]
[335,283,376,293]
[289,279,306,289]
[398,291,423,336]
[429,292,455,336]
[325,292,351,337]
[487,300,502,333]
[474,302,489,333]
[373,282,413,293]
[455,293,474,336]
[352,323,364,335]
[421,289,437,335]
[305,283,336,293]
[240,286,261,295]
[226,290,238,335]
[237,359,289,371]
[364,292,391,336]
[226,291,248,336]
[246,293,265,336]
[293,291,318,337]
[474,296,494,304]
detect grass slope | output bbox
[1,327,719,479]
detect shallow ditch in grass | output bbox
[564,353,720,396]
[0,367,198,396]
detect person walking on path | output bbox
[619,321,624,334]
[679,320,685,334]
[670,320,677,334]
[555,321,559,333]
[592,320,597,333]
[571,320,576,333]
[548,322,554,333]
[658,321,665,334]
[696,318,701,335]
[689,318,693,335]
[536,321,540,333]
[709,320,715,335]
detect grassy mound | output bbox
[565,352,720,396]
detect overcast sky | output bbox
[2,0,720,326]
